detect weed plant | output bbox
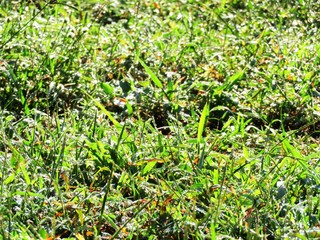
[0,0,319,239]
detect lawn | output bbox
[0,0,319,239]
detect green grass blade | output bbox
[138,58,163,89]
[142,161,157,175]
[5,173,15,184]
[197,103,209,143]
[282,138,302,159]
[210,221,216,240]
[100,82,114,98]
[227,70,244,89]
[84,92,121,128]
[126,102,133,116]
[98,163,114,235]
[20,163,31,185]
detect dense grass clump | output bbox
[0,0,319,239]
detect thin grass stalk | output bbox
[97,162,114,235]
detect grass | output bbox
[0,0,319,239]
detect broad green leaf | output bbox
[282,139,302,158]
[76,209,84,226]
[101,82,114,97]
[75,233,85,240]
[20,164,31,185]
[227,70,244,90]
[304,71,314,80]
[243,145,249,159]
[167,78,173,92]
[211,221,216,240]
[197,103,209,143]
[14,191,45,198]
[38,228,47,239]
[126,102,133,116]
[220,0,227,8]
[5,173,15,184]
[138,58,163,89]
[0,8,8,17]
[222,118,233,131]
[5,115,14,121]
[229,71,244,82]
[142,161,157,175]
[213,169,219,185]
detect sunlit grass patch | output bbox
[0,0,319,239]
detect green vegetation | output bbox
[0,0,319,239]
